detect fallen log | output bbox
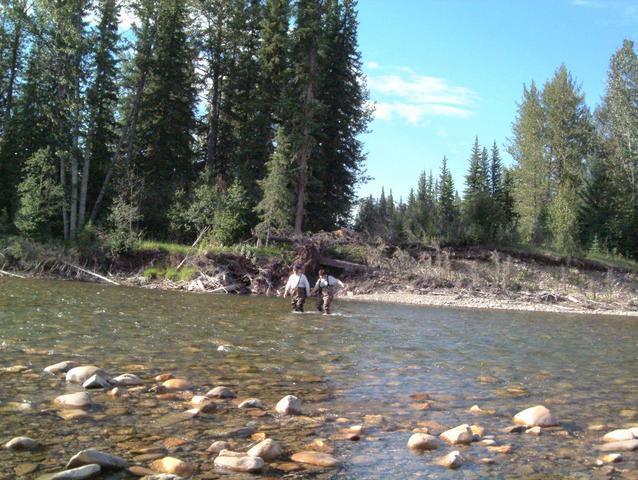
[319,256,367,273]
[63,262,120,286]
[0,269,26,279]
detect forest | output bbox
[0,1,637,262]
[356,45,638,261]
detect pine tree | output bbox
[133,0,196,236]
[255,127,294,238]
[437,156,457,242]
[81,0,121,229]
[509,81,550,244]
[542,65,592,253]
[597,39,638,258]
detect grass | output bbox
[136,240,191,255]
[142,265,198,282]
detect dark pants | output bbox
[291,287,306,312]
[316,287,334,314]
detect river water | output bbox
[0,278,637,479]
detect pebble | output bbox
[57,409,90,420]
[247,439,283,461]
[5,436,39,451]
[206,441,230,454]
[527,426,542,435]
[291,451,340,467]
[600,453,623,464]
[54,392,94,409]
[596,439,638,452]
[112,374,142,386]
[140,475,183,480]
[206,386,236,399]
[407,433,440,451]
[37,464,101,480]
[276,395,302,415]
[162,379,192,390]
[488,445,513,454]
[214,454,265,473]
[603,429,636,442]
[44,361,78,375]
[66,450,129,470]
[82,374,112,389]
[15,463,39,476]
[149,457,193,476]
[191,396,216,413]
[513,405,558,427]
[238,398,264,409]
[66,366,107,384]
[437,450,464,469]
[155,373,174,382]
[440,424,474,445]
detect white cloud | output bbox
[366,61,381,69]
[570,0,603,7]
[366,65,476,125]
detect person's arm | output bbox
[283,276,292,297]
[330,275,345,289]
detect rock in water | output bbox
[112,374,142,386]
[247,439,282,461]
[162,379,192,391]
[4,436,39,451]
[603,429,636,442]
[66,450,129,470]
[139,475,183,480]
[66,366,107,384]
[54,392,93,409]
[276,395,302,415]
[36,464,101,480]
[238,398,264,409]
[44,361,79,375]
[513,405,558,427]
[407,433,440,451]
[205,386,236,399]
[595,439,638,452]
[82,374,112,389]
[440,424,474,445]
[214,455,265,473]
[437,451,464,469]
[290,451,340,467]
[206,441,230,454]
[149,457,194,476]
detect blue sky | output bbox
[356,0,638,201]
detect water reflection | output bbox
[0,278,637,478]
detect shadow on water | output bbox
[0,277,637,478]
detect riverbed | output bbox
[1,278,637,479]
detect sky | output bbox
[356,0,638,202]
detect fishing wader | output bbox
[292,287,306,312]
[316,285,334,314]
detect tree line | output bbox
[355,40,638,261]
[0,0,370,250]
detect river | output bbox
[1,278,637,479]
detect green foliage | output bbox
[255,128,294,238]
[14,148,64,239]
[104,175,143,255]
[143,265,197,282]
[137,241,191,255]
[168,170,218,240]
[209,181,252,246]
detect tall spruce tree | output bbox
[509,81,550,244]
[133,0,196,236]
[437,156,457,242]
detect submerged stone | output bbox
[247,439,282,461]
[44,361,79,375]
[440,424,473,445]
[291,451,340,467]
[66,366,106,384]
[276,395,302,415]
[214,454,265,473]
[149,457,194,476]
[407,433,440,451]
[513,405,558,427]
[37,464,101,480]
[54,392,93,409]
[66,450,129,470]
[5,436,39,451]
[437,450,464,469]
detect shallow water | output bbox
[1,277,637,479]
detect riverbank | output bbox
[1,233,638,317]
[347,291,638,317]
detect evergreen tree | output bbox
[255,127,294,238]
[81,0,121,229]
[437,156,457,242]
[509,81,550,244]
[133,0,196,236]
[489,141,503,200]
[597,39,638,258]
[542,65,592,253]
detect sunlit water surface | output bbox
[1,278,637,479]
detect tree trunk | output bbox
[60,154,69,240]
[89,53,152,225]
[205,25,223,177]
[293,43,318,237]
[2,17,22,127]
[78,154,90,228]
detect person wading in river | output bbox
[283,264,311,312]
[313,269,345,315]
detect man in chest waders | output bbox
[283,264,311,312]
[313,269,346,315]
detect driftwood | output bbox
[319,256,367,273]
[176,225,209,271]
[0,269,26,279]
[63,262,120,286]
